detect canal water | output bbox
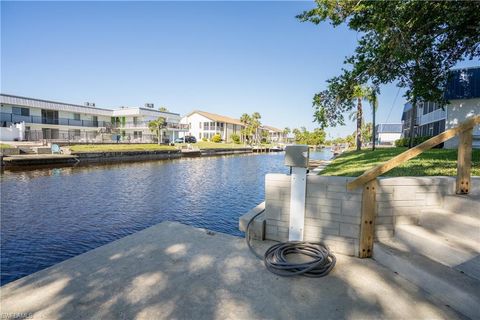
[0,150,332,285]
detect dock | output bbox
[1,154,79,166]
[0,222,461,319]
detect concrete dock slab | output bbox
[2,154,79,166]
[1,222,463,320]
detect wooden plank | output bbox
[359,179,377,258]
[456,129,473,194]
[348,115,480,190]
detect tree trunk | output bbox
[356,97,363,151]
[408,98,417,148]
[372,105,376,151]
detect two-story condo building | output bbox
[0,94,187,142]
[180,110,245,142]
[111,106,187,143]
[401,66,480,148]
[261,125,286,143]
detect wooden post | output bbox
[456,128,473,194]
[359,179,377,258]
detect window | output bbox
[433,121,440,135]
[204,122,209,130]
[210,122,215,129]
[133,117,138,125]
[12,107,30,116]
[199,122,202,129]
[73,113,81,121]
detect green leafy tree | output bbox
[158,106,169,112]
[299,0,480,148]
[361,122,373,145]
[148,117,166,145]
[292,127,326,146]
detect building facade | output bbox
[261,125,286,143]
[401,67,480,148]
[180,110,245,142]
[111,107,187,143]
[0,94,187,142]
[375,123,402,145]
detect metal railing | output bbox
[25,129,164,144]
[112,121,189,130]
[0,113,109,128]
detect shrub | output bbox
[230,133,241,144]
[395,136,443,148]
[202,137,208,142]
[395,138,408,147]
[211,134,222,143]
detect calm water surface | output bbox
[0,150,332,285]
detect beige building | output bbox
[261,125,286,143]
[180,110,245,142]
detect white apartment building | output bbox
[111,107,188,143]
[0,94,187,142]
[261,125,286,143]
[180,110,245,142]
[374,123,402,145]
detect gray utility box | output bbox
[284,145,309,168]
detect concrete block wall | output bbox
[264,174,479,257]
[375,177,456,240]
[265,174,361,256]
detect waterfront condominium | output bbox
[180,110,245,142]
[261,125,287,143]
[0,94,188,143]
[400,66,480,148]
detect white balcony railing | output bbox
[113,121,189,130]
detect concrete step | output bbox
[394,224,478,269]
[419,208,480,242]
[443,194,480,218]
[373,241,480,320]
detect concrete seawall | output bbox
[73,149,182,163]
[1,148,254,168]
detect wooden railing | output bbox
[347,115,480,257]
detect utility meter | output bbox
[284,145,309,241]
[284,145,309,168]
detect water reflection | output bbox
[0,150,332,285]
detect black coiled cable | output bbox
[246,210,336,277]
[264,241,336,277]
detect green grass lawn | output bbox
[320,147,480,177]
[69,144,176,152]
[0,143,12,149]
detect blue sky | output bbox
[2,1,478,138]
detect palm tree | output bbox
[240,113,251,144]
[148,116,166,145]
[251,112,261,145]
[365,86,379,151]
[352,85,369,151]
[283,127,291,143]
